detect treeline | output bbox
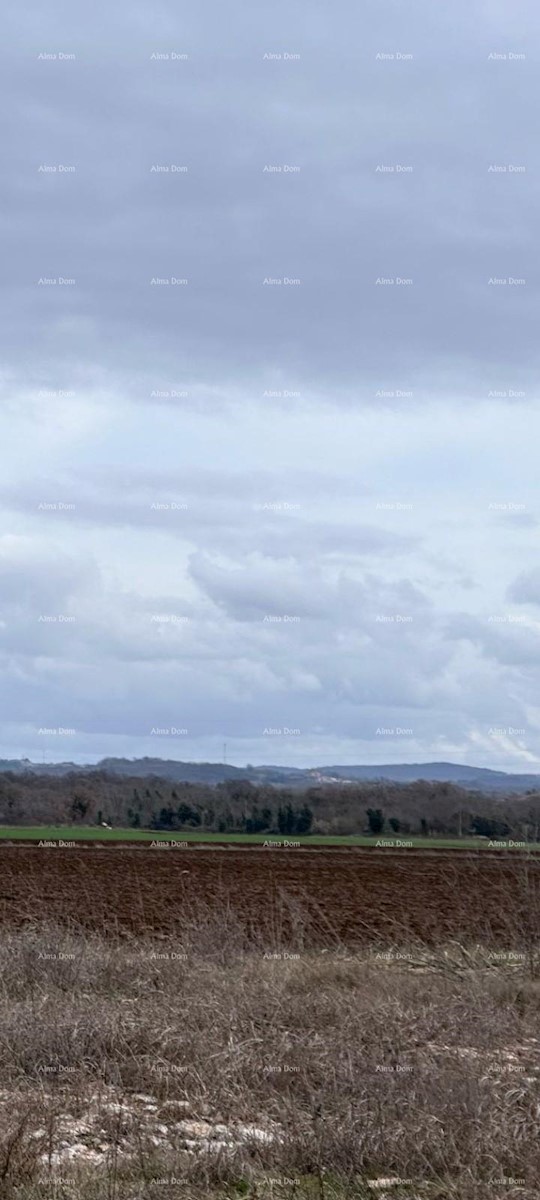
[149,799,313,835]
[313,779,540,841]
[0,773,314,835]
[0,772,539,840]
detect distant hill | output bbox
[97,757,247,782]
[0,757,539,793]
[322,762,540,792]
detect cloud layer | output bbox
[1,0,540,767]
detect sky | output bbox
[1,0,540,770]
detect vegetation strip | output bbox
[0,825,539,850]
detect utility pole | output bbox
[223,742,227,766]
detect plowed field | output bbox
[0,846,538,946]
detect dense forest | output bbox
[0,772,539,839]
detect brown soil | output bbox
[1,846,538,946]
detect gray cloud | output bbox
[2,0,540,402]
[508,569,540,605]
[1,0,540,767]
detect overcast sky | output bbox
[1,0,540,769]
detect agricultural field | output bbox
[0,850,539,1199]
[0,825,539,850]
[0,845,538,949]
[0,838,538,1198]
[0,837,539,1198]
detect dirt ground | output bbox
[0,846,538,945]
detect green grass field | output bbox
[0,825,538,850]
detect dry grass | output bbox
[0,904,538,1199]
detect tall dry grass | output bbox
[0,853,538,1197]
[0,911,538,1197]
